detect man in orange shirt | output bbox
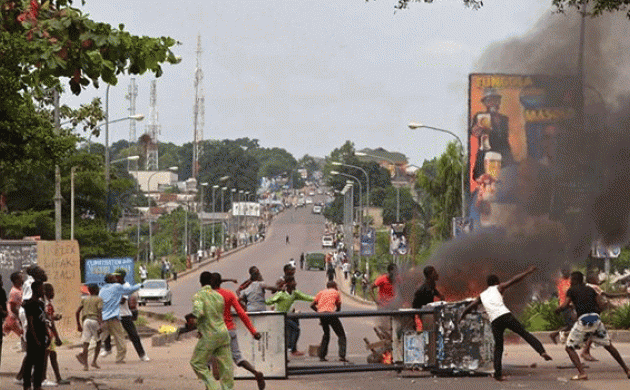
[311,281,347,362]
[210,273,265,390]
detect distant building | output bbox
[131,170,178,193]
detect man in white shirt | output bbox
[460,266,551,381]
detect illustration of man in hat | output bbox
[471,88,514,181]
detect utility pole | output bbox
[192,34,205,178]
[54,89,62,240]
[126,78,138,171]
[145,81,161,171]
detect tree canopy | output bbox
[391,0,630,19]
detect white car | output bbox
[312,205,322,214]
[322,235,334,248]
[138,279,172,306]
[305,197,313,204]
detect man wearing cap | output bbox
[98,273,142,364]
[471,88,514,181]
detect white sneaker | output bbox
[42,379,58,386]
[13,378,23,385]
[99,350,111,357]
[140,355,151,362]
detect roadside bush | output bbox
[520,298,564,332]
[603,303,630,329]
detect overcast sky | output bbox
[65,0,557,166]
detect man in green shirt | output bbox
[190,271,232,390]
[265,276,313,356]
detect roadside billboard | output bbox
[232,201,261,217]
[84,257,135,286]
[468,74,581,228]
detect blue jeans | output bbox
[286,318,300,352]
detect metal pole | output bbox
[184,192,188,257]
[396,185,400,223]
[105,84,111,228]
[147,170,161,262]
[71,167,76,240]
[238,190,244,245]
[54,91,62,241]
[199,184,205,253]
[136,160,140,254]
[230,189,235,247]
[221,187,226,250]
[212,185,218,247]
[54,166,62,240]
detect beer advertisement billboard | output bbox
[468,74,581,228]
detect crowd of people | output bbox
[186,258,354,389]
[0,265,151,390]
[3,250,630,388]
[1,266,75,389]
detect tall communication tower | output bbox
[192,34,205,178]
[145,80,161,171]
[125,78,138,169]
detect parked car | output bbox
[138,279,172,306]
[312,205,322,214]
[322,235,334,248]
[305,252,326,270]
[305,197,313,204]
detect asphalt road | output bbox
[146,198,380,363]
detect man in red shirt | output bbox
[210,273,265,390]
[311,281,347,362]
[370,264,398,307]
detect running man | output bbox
[210,273,265,390]
[460,266,552,381]
[555,271,630,381]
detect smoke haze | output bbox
[399,10,630,309]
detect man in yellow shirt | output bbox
[190,271,232,390]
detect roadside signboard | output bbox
[84,257,135,286]
[361,227,376,256]
[468,74,582,228]
[233,311,286,379]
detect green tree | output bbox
[415,141,463,239]
[389,0,630,18]
[196,140,260,209]
[552,0,630,18]
[251,147,297,180]
[322,195,344,225]
[381,186,417,225]
[298,154,320,179]
[1,0,180,95]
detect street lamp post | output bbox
[331,171,363,268]
[148,166,178,262]
[355,152,401,223]
[245,191,250,244]
[212,184,219,248]
[332,161,370,223]
[225,187,227,250]
[230,188,236,248]
[331,171,363,228]
[238,190,244,245]
[100,112,144,228]
[199,182,208,256]
[408,122,466,219]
